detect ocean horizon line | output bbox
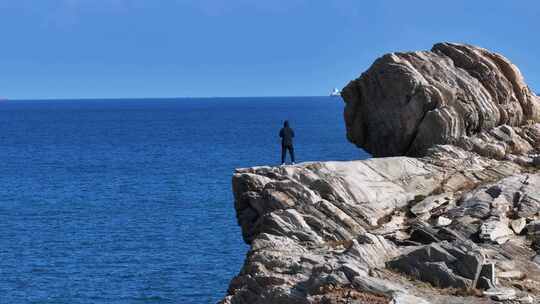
[3,95,340,102]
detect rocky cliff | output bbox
[220,43,540,304]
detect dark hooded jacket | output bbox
[279,121,295,146]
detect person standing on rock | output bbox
[279,120,295,165]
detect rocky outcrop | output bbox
[386,240,487,290]
[220,44,540,303]
[341,43,540,158]
[221,145,540,303]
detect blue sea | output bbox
[0,97,367,303]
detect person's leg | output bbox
[281,145,286,164]
[289,145,295,163]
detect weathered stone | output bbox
[483,287,517,301]
[387,241,484,289]
[345,234,400,269]
[443,216,481,241]
[461,199,492,219]
[410,193,454,217]
[479,219,514,244]
[516,295,534,303]
[511,218,527,234]
[517,193,540,218]
[342,43,540,158]
[409,223,441,244]
[371,212,407,236]
[477,263,496,290]
[436,227,467,242]
[526,220,540,252]
[497,270,525,280]
[440,241,486,283]
[490,196,511,217]
[533,254,540,265]
[485,185,503,198]
[391,293,431,304]
[533,156,540,168]
[436,216,452,227]
[477,277,495,290]
[224,160,540,303]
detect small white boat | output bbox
[330,88,341,96]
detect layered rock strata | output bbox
[221,43,540,303]
[341,43,540,158]
[221,146,540,303]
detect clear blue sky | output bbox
[2,0,540,99]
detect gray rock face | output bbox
[221,145,540,303]
[386,241,484,290]
[341,42,540,157]
[220,44,540,304]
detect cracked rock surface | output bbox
[341,42,540,158]
[220,43,540,304]
[221,146,540,303]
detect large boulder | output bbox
[386,241,487,290]
[341,42,540,157]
